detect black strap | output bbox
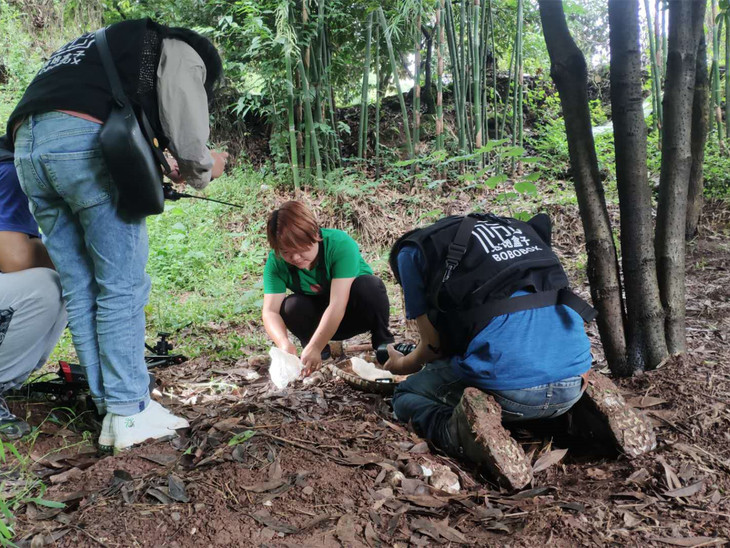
[459,287,598,326]
[442,215,478,283]
[95,28,126,108]
[95,28,170,173]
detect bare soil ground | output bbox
[4,201,730,548]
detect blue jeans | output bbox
[14,112,151,415]
[392,360,584,454]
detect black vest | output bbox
[390,213,594,354]
[8,19,181,150]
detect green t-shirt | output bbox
[263,228,372,295]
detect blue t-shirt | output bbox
[397,245,591,390]
[0,160,39,237]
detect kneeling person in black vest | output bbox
[383,213,594,490]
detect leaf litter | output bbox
[3,202,730,546]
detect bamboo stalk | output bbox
[413,1,422,146]
[284,48,300,189]
[445,0,466,150]
[711,1,725,145]
[358,12,374,159]
[488,0,497,141]
[297,58,323,183]
[473,0,482,150]
[726,12,729,140]
[436,0,445,151]
[375,26,382,179]
[460,0,468,149]
[377,7,414,158]
[643,0,662,131]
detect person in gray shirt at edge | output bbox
[8,19,229,452]
[0,135,67,440]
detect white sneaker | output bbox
[110,402,189,451]
[98,413,114,451]
[147,400,189,429]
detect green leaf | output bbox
[228,430,256,446]
[523,171,541,183]
[0,516,13,540]
[520,157,542,164]
[514,181,538,194]
[22,498,66,509]
[426,179,446,189]
[485,174,508,189]
[502,146,526,158]
[514,211,532,222]
[393,158,420,167]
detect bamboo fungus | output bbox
[436,0,445,150]
[297,58,323,183]
[359,12,374,159]
[377,7,414,158]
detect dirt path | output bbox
[6,204,730,547]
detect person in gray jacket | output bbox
[8,19,228,451]
[0,136,67,439]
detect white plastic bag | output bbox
[351,356,395,382]
[269,346,303,389]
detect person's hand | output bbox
[383,344,406,374]
[280,341,298,356]
[165,157,185,183]
[211,150,229,180]
[300,343,323,377]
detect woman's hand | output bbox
[300,343,323,377]
[280,341,298,356]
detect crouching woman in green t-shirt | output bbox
[262,201,395,376]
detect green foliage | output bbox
[228,430,256,446]
[146,167,274,357]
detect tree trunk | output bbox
[608,0,668,372]
[686,32,709,240]
[655,0,705,354]
[422,25,436,114]
[538,0,628,375]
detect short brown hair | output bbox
[266,201,321,255]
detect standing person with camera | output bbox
[0,135,67,440]
[8,18,228,451]
[262,201,395,376]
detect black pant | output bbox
[280,274,394,349]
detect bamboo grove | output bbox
[645,0,730,151]
[204,0,730,188]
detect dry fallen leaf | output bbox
[663,481,704,498]
[533,448,569,473]
[649,537,727,547]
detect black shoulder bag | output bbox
[95,27,170,219]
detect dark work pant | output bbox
[280,274,395,349]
